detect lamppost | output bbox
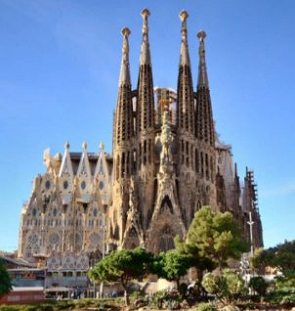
[247,211,255,257]
[247,211,255,295]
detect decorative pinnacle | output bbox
[119,27,131,85]
[139,8,151,65]
[141,8,150,35]
[121,27,131,38]
[159,98,170,111]
[197,29,209,88]
[179,10,189,22]
[99,141,105,150]
[82,141,87,150]
[179,10,190,66]
[197,30,207,41]
[65,141,70,150]
[141,8,150,18]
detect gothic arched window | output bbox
[160,196,173,214]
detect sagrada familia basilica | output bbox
[18,10,263,266]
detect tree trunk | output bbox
[124,289,130,306]
[121,277,130,306]
[176,278,180,292]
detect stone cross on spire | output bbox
[119,27,131,86]
[197,30,209,89]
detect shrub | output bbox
[202,272,227,298]
[249,276,268,297]
[194,302,217,311]
[149,290,181,309]
[202,270,245,302]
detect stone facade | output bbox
[109,9,263,253]
[18,143,111,261]
[18,9,263,262]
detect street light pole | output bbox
[247,211,254,257]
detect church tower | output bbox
[176,11,198,227]
[194,30,217,211]
[135,9,156,231]
[110,27,136,248]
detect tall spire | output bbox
[119,27,131,86]
[113,27,134,181]
[179,10,190,66]
[195,30,214,146]
[140,8,151,65]
[197,30,209,89]
[176,10,194,134]
[136,8,154,133]
[114,27,134,145]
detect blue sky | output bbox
[0,0,294,252]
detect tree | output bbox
[251,248,274,275]
[153,249,194,291]
[0,264,12,297]
[249,276,268,297]
[187,206,248,268]
[88,247,153,306]
[202,269,245,303]
[252,240,295,275]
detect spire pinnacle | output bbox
[197,30,209,88]
[119,27,131,86]
[179,10,190,66]
[140,8,151,65]
[64,141,70,150]
[82,141,87,151]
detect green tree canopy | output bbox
[252,240,295,275]
[174,235,215,276]
[187,206,248,268]
[0,264,12,296]
[88,247,153,305]
[153,249,194,290]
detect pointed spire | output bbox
[176,10,194,134]
[197,30,209,89]
[195,30,214,145]
[114,26,134,145]
[140,8,151,65]
[82,141,87,151]
[136,8,154,133]
[119,27,131,86]
[179,10,190,66]
[77,142,91,178]
[99,141,105,151]
[59,141,74,177]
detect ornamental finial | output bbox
[197,30,207,41]
[99,141,105,150]
[82,141,87,151]
[65,141,70,150]
[121,27,131,38]
[179,10,189,22]
[141,8,150,19]
[141,8,150,35]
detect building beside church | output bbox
[18,9,263,266]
